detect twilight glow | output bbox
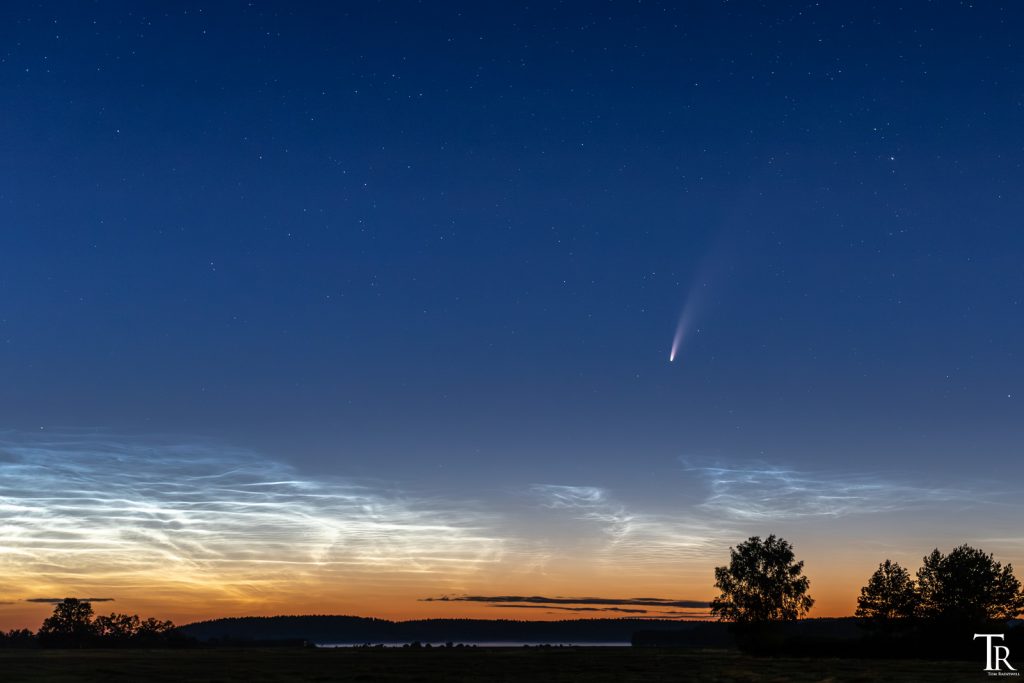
[0,433,1021,627]
[3,2,1024,633]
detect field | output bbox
[0,647,985,682]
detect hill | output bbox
[179,615,862,646]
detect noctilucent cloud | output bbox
[1,2,1022,627]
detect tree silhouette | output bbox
[710,534,814,623]
[93,613,176,646]
[94,613,141,642]
[916,545,1024,624]
[856,559,918,626]
[33,600,182,649]
[37,599,95,647]
[135,617,176,643]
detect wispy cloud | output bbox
[496,605,652,614]
[25,597,114,604]
[4,432,1008,615]
[528,484,735,568]
[525,461,1009,583]
[421,595,709,608]
[530,485,608,510]
[0,434,506,604]
[685,462,989,520]
[421,594,710,618]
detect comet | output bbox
[667,223,734,363]
[669,317,685,362]
[668,306,690,362]
[668,284,705,363]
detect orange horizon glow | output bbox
[0,554,946,631]
[2,436,1019,633]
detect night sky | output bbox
[1,1,1022,626]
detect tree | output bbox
[37,599,95,647]
[93,613,176,646]
[94,613,141,643]
[916,545,1024,624]
[0,628,35,649]
[135,617,176,644]
[710,534,814,623]
[856,559,918,625]
[35,600,182,649]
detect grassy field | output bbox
[0,647,986,682]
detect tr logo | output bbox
[975,634,1018,675]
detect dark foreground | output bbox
[0,647,984,682]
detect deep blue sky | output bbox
[2,2,1022,532]
[2,3,1024,481]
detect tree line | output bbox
[5,537,1021,656]
[710,534,1024,657]
[0,599,186,649]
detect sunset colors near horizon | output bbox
[2,2,1023,631]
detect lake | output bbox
[318,641,631,648]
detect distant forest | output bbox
[177,614,860,647]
